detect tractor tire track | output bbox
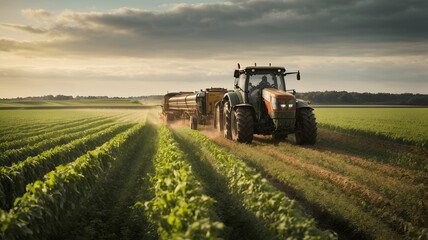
[200,128,426,239]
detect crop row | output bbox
[0,123,146,240]
[0,117,115,152]
[0,115,109,144]
[0,123,134,210]
[135,125,224,239]
[187,129,337,240]
[0,121,117,167]
[0,117,93,137]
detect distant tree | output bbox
[406,95,428,105]
[54,95,73,100]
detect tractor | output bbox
[214,64,317,144]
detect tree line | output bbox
[1,92,427,105]
[295,91,428,105]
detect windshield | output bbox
[247,73,285,92]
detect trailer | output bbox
[161,88,227,129]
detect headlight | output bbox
[271,98,296,110]
[271,98,287,110]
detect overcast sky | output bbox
[0,0,427,98]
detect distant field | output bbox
[0,99,148,108]
[314,107,428,148]
[312,105,426,108]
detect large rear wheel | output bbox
[223,101,232,139]
[295,108,317,145]
[231,107,254,143]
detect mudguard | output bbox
[296,99,313,110]
[223,92,256,121]
[223,91,241,106]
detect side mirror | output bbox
[233,70,240,78]
[297,71,300,80]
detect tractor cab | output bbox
[233,66,299,134]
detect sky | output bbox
[0,0,427,98]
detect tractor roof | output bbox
[243,66,286,74]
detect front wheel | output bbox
[231,107,254,143]
[295,108,317,145]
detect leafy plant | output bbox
[0,123,145,240]
[135,125,224,239]
[0,121,116,167]
[187,129,336,240]
[0,123,134,210]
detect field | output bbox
[0,106,427,240]
[0,99,152,109]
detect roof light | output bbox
[269,63,271,66]
[254,63,257,67]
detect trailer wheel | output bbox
[231,107,253,143]
[215,104,223,132]
[223,101,232,139]
[163,114,172,125]
[190,116,198,130]
[295,108,317,145]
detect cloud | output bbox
[0,0,427,58]
[0,23,48,34]
[21,9,51,20]
[1,0,427,96]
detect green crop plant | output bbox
[0,123,134,210]
[135,125,224,239]
[0,123,145,240]
[0,117,113,152]
[0,121,116,167]
[187,129,337,240]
